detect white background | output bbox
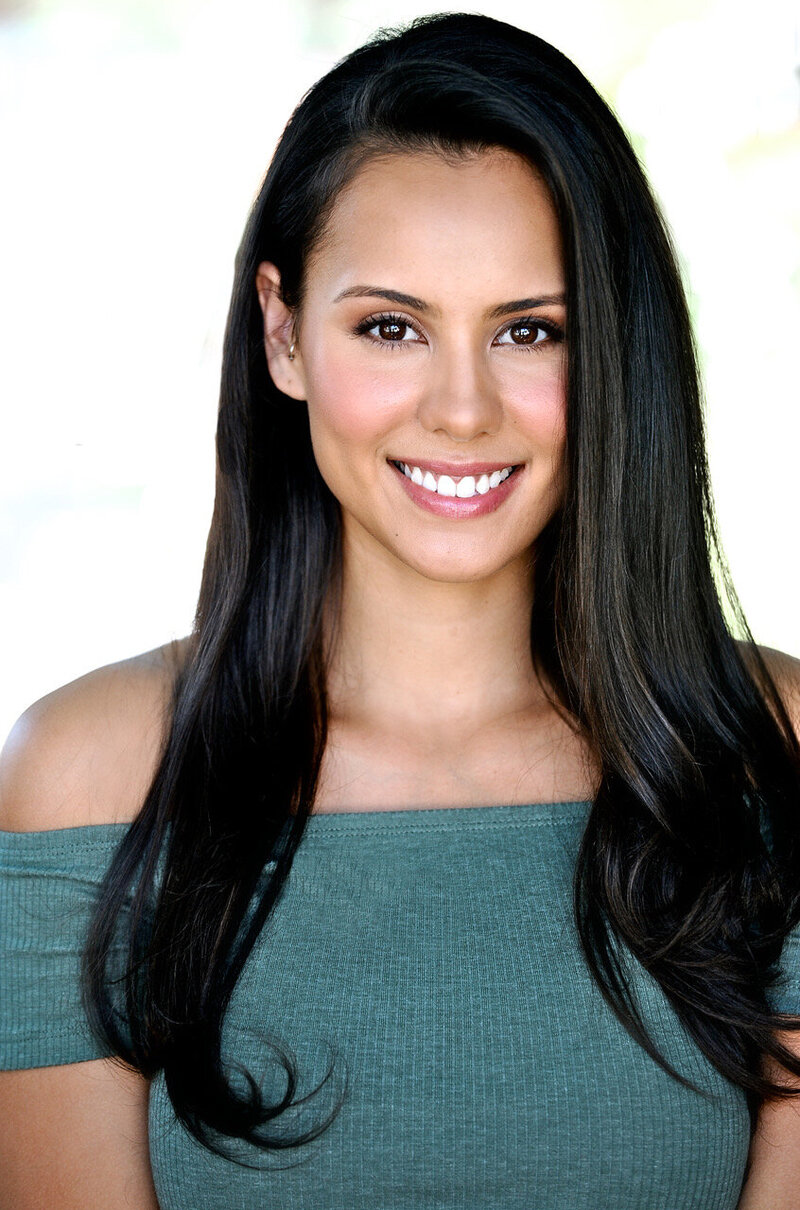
[1,0,798,743]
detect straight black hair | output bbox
[83,11,800,1162]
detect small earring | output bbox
[287,341,296,361]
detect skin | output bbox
[256,146,800,1199]
[1,149,799,1206]
[738,1057,800,1209]
[257,148,596,811]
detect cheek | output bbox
[303,343,417,464]
[504,364,567,453]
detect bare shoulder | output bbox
[740,641,800,734]
[0,635,194,832]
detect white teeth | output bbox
[396,462,516,497]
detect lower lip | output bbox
[388,461,524,518]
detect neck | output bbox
[324,529,547,740]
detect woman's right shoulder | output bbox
[0,635,194,833]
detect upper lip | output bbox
[389,458,522,476]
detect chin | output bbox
[391,543,530,585]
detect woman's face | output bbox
[259,148,567,585]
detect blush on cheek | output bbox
[509,377,567,447]
[305,346,416,444]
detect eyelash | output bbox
[352,311,565,351]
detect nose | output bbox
[416,341,502,441]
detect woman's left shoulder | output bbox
[739,641,800,736]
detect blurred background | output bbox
[1,0,798,742]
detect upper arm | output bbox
[737,1042,800,1210]
[0,638,190,1209]
[737,645,800,1208]
[0,1061,160,1210]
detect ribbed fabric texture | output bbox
[3,801,799,1208]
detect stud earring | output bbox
[287,341,296,361]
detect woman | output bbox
[2,12,800,1208]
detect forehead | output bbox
[305,148,564,304]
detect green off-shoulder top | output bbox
[3,800,800,1209]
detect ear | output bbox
[255,261,307,401]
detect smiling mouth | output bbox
[389,459,522,499]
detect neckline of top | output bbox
[305,799,592,822]
[0,800,593,842]
[292,799,593,837]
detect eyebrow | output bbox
[332,285,566,317]
[333,285,433,311]
[486,294,566,319]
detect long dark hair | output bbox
[83,11,800,1160]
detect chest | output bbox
[314,705,597,812]
[147,810,751,1208]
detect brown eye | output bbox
[356,313,423,345]
[495,318,561,350]
[378,320,408,341]
[508,323,544,345]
